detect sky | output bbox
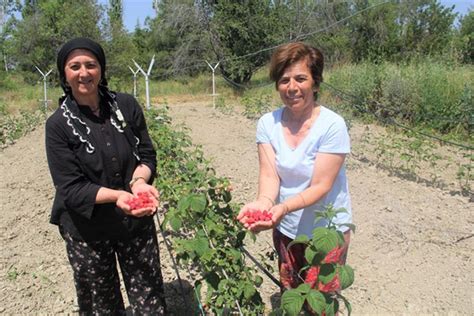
[117,0,473,32]
[120,0,156,31]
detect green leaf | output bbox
[339,223,356,233]
[287,234,310,250]
[177,196,190,211]
[281,290,305,316]
[312,227,340,254]
[305,290,326,314]
[217,279,229,292]
[193,237,210,257]
[247,230,257,242]
[305,245,323,266]
[200,248,214,263]
[169,216,182,231]
[325,297,339,316]
[223,190,232,203]
[236,230,246,244]
[216,295,224,307]
[254,275,263,287]
[318,264,337,284]
[295,283,311,294]
[335,207,347,213]
[243,283,256,299]
[204,271,220,290]
[229,248,241,261]
[338,265,355,290]
[189,194,207,212]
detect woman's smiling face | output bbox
[277,59,317,111]
[64,49,101,100]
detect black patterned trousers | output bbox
[60,224,166,315]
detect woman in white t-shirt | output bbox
[237,42,352,290]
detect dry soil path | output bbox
[0,101,472,314]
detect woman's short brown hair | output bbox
[269,42,324,97]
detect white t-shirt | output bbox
[256,105,352,239]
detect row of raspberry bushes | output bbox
[146,106,265,315]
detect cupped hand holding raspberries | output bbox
[237,203,274,232]
[126,192,155,210]
[118,191,158,217]
[241,209,273,225]
[238,201,290,233]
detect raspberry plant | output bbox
[146,107,265,315]
[277,206,355,316]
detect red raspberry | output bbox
[318,275,340,293]
[304,266,320,289]
[241,209,272,225]
[126,192,155,210]
[323,247,343,264]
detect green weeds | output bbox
[240,93,275,119]
[1,110,46,148]
[327,60,473,139]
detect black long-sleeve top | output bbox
[45,93,156,241]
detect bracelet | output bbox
[297,193,306,206]
[129,176,146,189]
[258,195,275,207]
[280,203,289,215]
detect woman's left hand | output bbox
[247,203,288,233]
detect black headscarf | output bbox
[57,37,108,93]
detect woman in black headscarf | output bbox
[45,37,166,314]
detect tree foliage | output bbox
[203,0,286,86]
[145,0,211,79]
[458,10,474,63]
[1,0,472,86]
[399,0,457,58]
[104,0,138,85]
[4,0,102,83]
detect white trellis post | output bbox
[205,61,220,109]
[128,66,140,98]
[133,55,155,110]
[35,66,53,110]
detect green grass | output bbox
[1,59,472,140]
[0,73,63,114]
[324,60,474,138]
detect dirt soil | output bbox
[0,100,472,315]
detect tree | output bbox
[458,10,473,63]
[398,0,456,58]
[108,0,123,32]
[145,0,211,79]
[103,0,138,84]
[203,0,286,86]
[1,0,22,72]
[349,0,400,62]
[6,0,103,83]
